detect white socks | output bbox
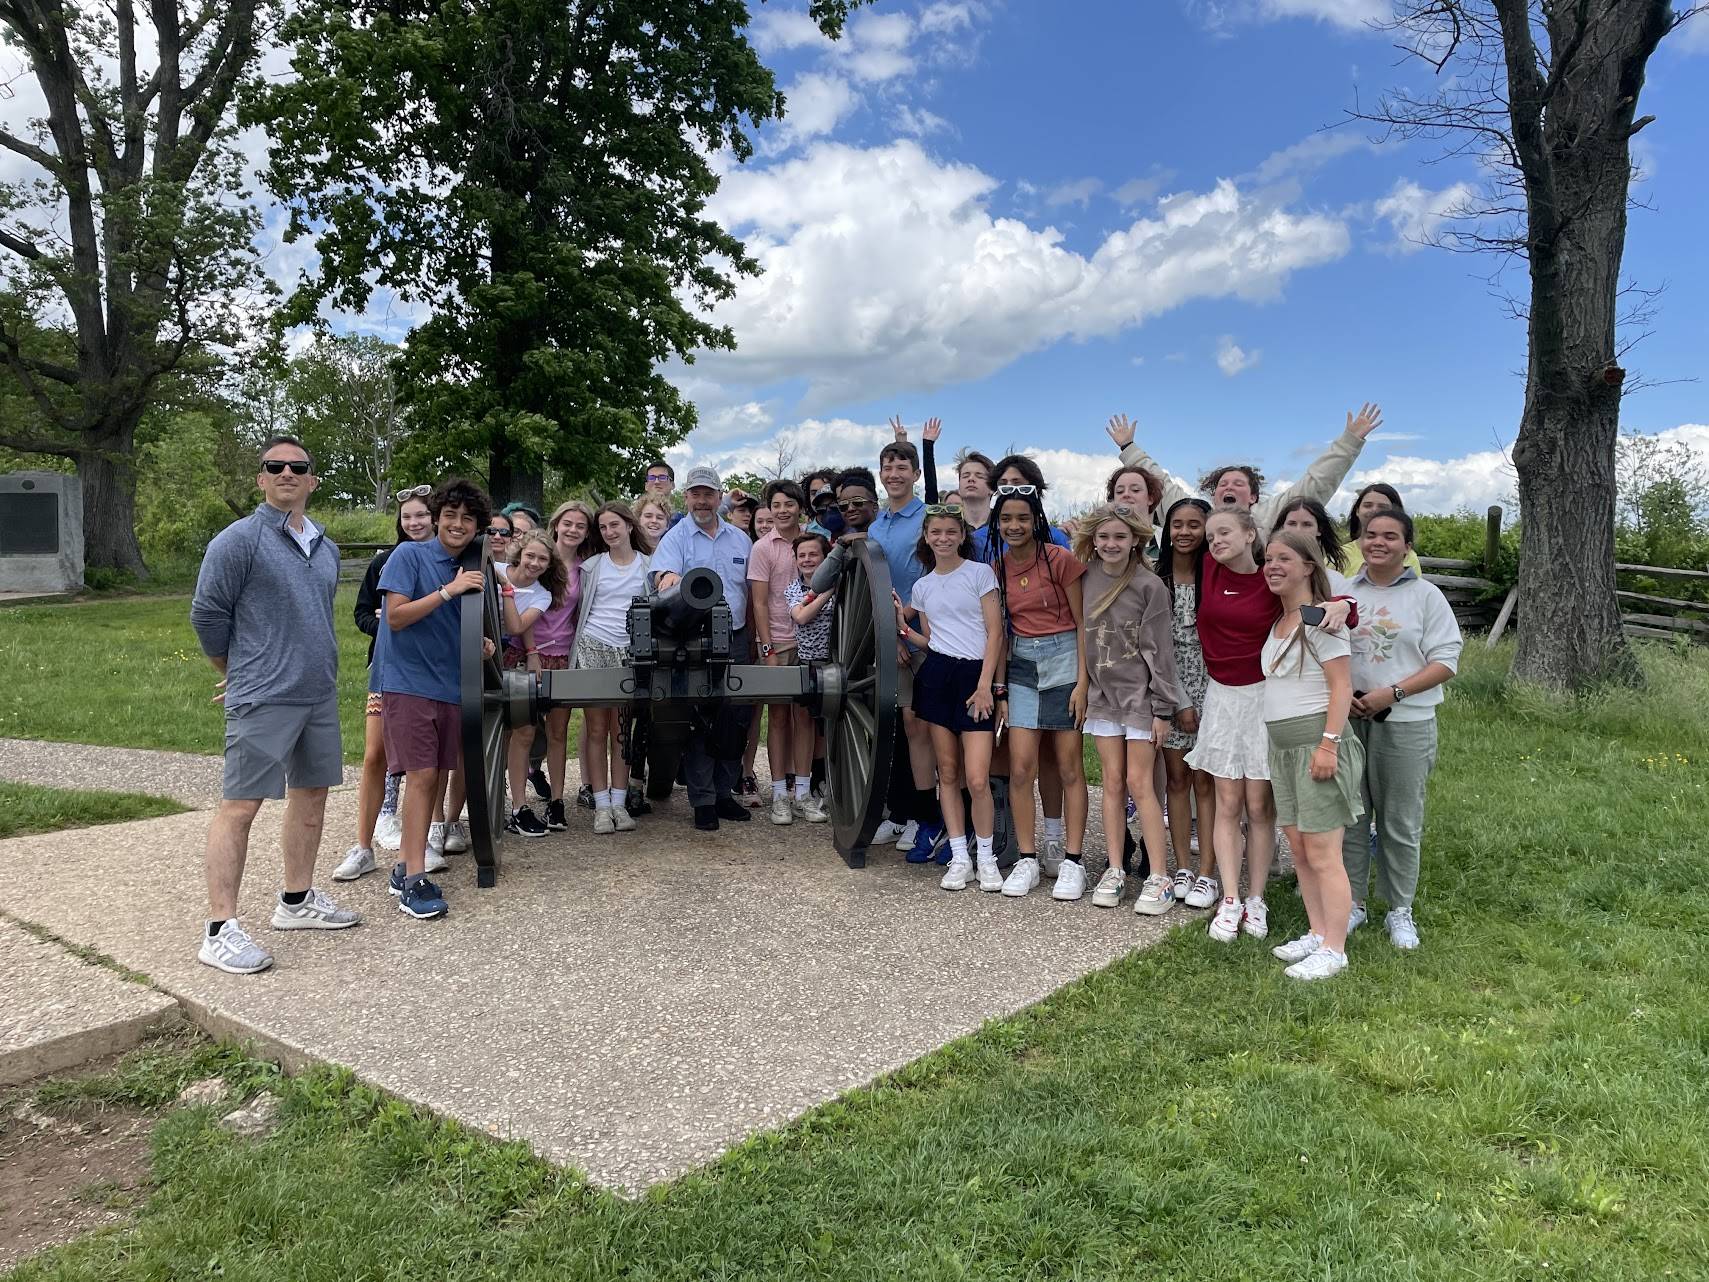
[595,789,627,809]
[773,779,788,799]
[793,777,810,799]
[975,835,994,860]
[949,834,970,860]
[611,787,626,809]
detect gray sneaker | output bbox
[1385,906,1420,950]
[271,888,363,931]
[424,847,449,874]
[1091,867,1126,908]
[443,820,471,853]
[198,920,273,974]
[332,845,376,881]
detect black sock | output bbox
[811,757,827,791]
[207,920,226,937]
[915,788,943,826]
[1063,852,1082,864]
[281,889,309,906]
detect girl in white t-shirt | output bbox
[895,506,1004,893]
[1261,529,1365,982]
[572,501,655,835]
[499,531,567,838]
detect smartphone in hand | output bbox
[1299,605,1327,626]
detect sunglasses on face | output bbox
[996,484,1037,496]
[396,484,431,501]
[486,527,512,538]
[263,460,312,476]
[925,503,963,517]
[836,498,875,512]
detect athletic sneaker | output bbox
[895,819,921,851]
[1001,857,1040,898]
[510,806,548,838]
[577,784,596,810]
[1241,896,1269,939]
[443,820,471,853]
[424,847,448,874]
[528,767,551,801]
[1386,906,1420,950]
[427,821,446,854]
[332,845,376,882]
[795,794,829,824]
[545,798,568,831]
[1090,867,1125,908]
[593,806,616,835]
[940,854,973,891]
[904,822,944,864]
[1172,867,1193,901]
[1184,875,1220,909]
[612,803,636,832]
[388,861,406,896]
[1272,931,1323,963]
[1207,897,1243,942]
[740,774,762,808]
[1039,838,1064,879]
[1053,860,1087,901]
[872,818,907,845]
[1347,902,1368,933]
[198,920,273,974]
[271,887,362,931]
[372,810,402,851]
[397,876,448,920]
[1285,948,1348,982]
[770,793,794,826]
[1134,874,1176,916]
[976,854,1003,893]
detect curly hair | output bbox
[1106,464,1163,510]
[1198,463,1264,500]
[429,477,493,534]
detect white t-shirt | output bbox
[584,554,648,646]
[910,560,998,662]
[286,514,318,558]
[510,581,551,629]
[1261,621,1350,721]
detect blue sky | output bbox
[667,0,1709,515]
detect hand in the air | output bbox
[921,417,942,442]
[889,414,908,441]
[1106,414,1137,449]
[1347,403,1384,439]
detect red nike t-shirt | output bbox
[1196,557,1282,686]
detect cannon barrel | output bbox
[650,566,724,632]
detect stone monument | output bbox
[0,471,83,594]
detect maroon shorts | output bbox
[381,692,461,773]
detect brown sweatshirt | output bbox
[1082,561,1184,724]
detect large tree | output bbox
[281,333,407,509]
[0,0,269,574]
[1361,1,1699,689]
[251,0,867,509]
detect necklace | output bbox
[1014,549,1039,588]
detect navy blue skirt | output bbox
[913,651,992,734]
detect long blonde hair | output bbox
[547,499,600,561]
[1264,529,1335,677]
[1072,503,1156,620]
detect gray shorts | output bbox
[222,699,343,800]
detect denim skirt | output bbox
[1006,630,1080,731]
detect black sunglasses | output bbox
[836,498,875,512]
[486,526,512,538]
[262,460,312,475]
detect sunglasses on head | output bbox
[996,484,1037,496]
[395,484,431,501]
[925,503,963,517]
[263,459,312,476]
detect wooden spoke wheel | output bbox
[821,539,898,866]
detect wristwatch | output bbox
[1321,732,1343,744]
[1391,684,1409,703]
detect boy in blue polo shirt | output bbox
[376,477,492,919]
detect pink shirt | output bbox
[746,529,800,647]
[531,558,582,656]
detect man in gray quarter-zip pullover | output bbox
[188,436,361,975]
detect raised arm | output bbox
[1273,403,1382,516]
[1107,414,1192,519]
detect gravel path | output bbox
[0,738,358,810]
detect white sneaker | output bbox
[1272,931,1323,963]
[428,821,446,854]
[1241,896,1269,939]
[612,804,636,832]
[873,819,906,845]
[332,845,376,882]
[1053,860,1088,901]
[940,854,973,891]
[1134,874,1176,916]
[976,855,1003,893]
[795,794,829,824]
[1172,867,1193,901]
[593,806,616,835]
[1386,906,1420,950]
[1347,902,1368,932]
[1001,857,1040,898]
[770,793,794,825]
[424,847,448,874]
[372,810,403,851]
[1090,866,1125,908]
[443,820,471,853]
[895,819,920,850]
[1184,875,1220,909]
[271,887,363,931]
[1285,947,1348,981]
[1039,838,1064,879]
[1208,897,1243,942]
[198,920,273,974]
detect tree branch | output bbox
[0,226,44,260]
[0,127,64,176]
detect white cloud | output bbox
[1672,11,1709,52]
[1190,0,1389,32]
[698,141,1350,406]
[1045,178,1103,208]
[767,72,860,153]
[1374,178,1477,251]
[918,2,979,36]
[1333,447,1517,516]
[894,104,952,138]
[1112,172,1177,207]
[840,10,918,82]
[1215,335,1261,377]
[1247,130,1376,184]
[749,8,830,54]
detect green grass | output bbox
[9,642,1709,1280]
[0,781,187,839]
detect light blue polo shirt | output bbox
[375,538,463,704]
[651,514,751,631]
[870,495,925,604]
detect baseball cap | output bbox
[683,465,722,492]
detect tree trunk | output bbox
[77,426,147,578]
[488,438,543,513]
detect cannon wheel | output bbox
[460,536,509,887]
[824,540,898,867]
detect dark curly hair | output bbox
[1198,463,1264,501]
[429,477,493,534]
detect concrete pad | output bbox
[0,918,180,1088]
[0,793,1192,1192]
[0,738,359,810]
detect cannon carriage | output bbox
[458,535,898,885]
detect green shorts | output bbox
[1265,712,1365,834]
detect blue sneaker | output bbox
[397,875,448,920]
[905,822,945,863]
[388,861,406,897]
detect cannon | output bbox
[459,536,898,886]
